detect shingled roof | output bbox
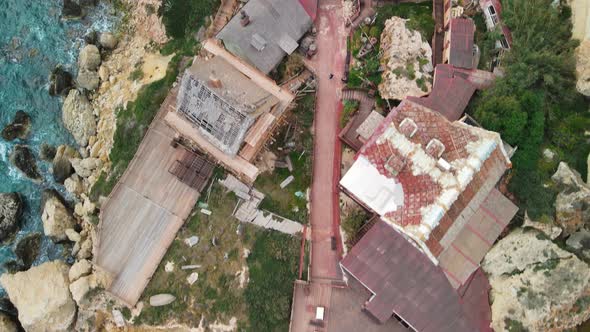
[216,0,314,74]
[448,18,476,69]
[341,220,477,330]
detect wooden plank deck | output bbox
[95,88,203,306]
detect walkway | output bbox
[432,0,445,65]
[340,88,376,151]
[290,0,348,330]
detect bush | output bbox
[161,0,219,39]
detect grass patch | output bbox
[160,0,219,39]
[341,100,359,128]
[341,209,371,249]
[244,230,300,331]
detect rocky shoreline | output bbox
[0,0,173,330]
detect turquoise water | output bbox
[0,0,117,276]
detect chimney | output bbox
[240,10,250,27]
[208,72,222,89]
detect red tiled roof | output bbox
[407,64,477,121]
[341,220,477,331]
[298,0,317,20]
[449,18,476,69]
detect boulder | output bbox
[0,261,76,332]
[69,259,91,282]
[99,32,118,50]
[14,232,41,270]
[552,162,590,236]
[64,174,84,196]
[2,110,31,141]
[378,17,433,100]
[78,45,101,71]
[0,193,23,242]
[76,237,92,260]
[49,66,73,96]
[39,143,57,162]
[69,275,90,304]
[83,30,98,45]
[76,69,99,91]
[149,294,176,307]
[41,190,76,241]
[52,145,79,183]
[9,145,41,181]
[70,158,102,178]
[65,228,81,243]
[78,0,97,7]
[0,312,18,332]
[482,229,590,331]
[62,89,96,147]
[62,0,82,19]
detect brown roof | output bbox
[407,64,477,121]
[341,220,476,331]
[448,18,476,69]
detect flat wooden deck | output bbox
[96,89,202,306]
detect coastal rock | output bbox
[69,259,91,282]
[41,190,76,241]
[40,143,57,162]
[0,312,18,332]
[76,69,100,91]
[483,228,590,331]
[62,0,82,19]
[52,145,79,183]
[62,89,96,147]
[14,232,41,270]
[98,65,109,82]
[99,32,118,50]
[64,174,84,196]
[378,17,433,100]
[2,110,31,141]
[78,0,97,7]
[0,261,76,332]
[65,228,81,243]
[49,66,73,96]
[69,275,91,304]
[551,162,590,236]
[84,30,98,45]
[78,45,101,71]
[9,145,41,181]
[76,237,93,260]
[566,229,590,259]
[0,193,23,242]
[70,157,102,178]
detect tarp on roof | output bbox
[341,220,477,331]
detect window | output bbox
[500,35,510,49]
[487,6,499,25]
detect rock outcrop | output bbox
[378,17,433,100]
[483,229,590,331]
[49,66,74,96]
[52,145,79,183]
[99,32,118,50]
[77,69,100,91]
[62,89,96,147]
[551,162,590,236]
[41,190,76,241]
[40,143,57,162]
[9,145,41,181]
[14,232,41,270]
[523,211,562,240]
[62,0,82,19]
[78,45,101,71]
[71,158,103,178]
[2,110,31,141]
[0,312,18,332]
[569,0,590,96]
[0,261,76,332]
[0,193,23,242]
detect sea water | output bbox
[0,0,118,282]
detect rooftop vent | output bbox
[426,139,446,158]
[399,118,418,138]
[251,33,267,51]
[385,154,407,177]
[240,10,250,27]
